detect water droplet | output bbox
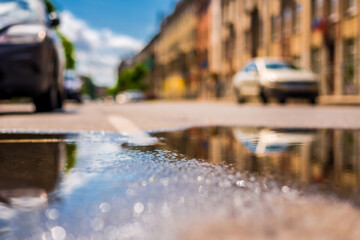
[91,218,104,231]
[134,203,144,214]
[51,226,66,240]
[126,189,136,196]
[140,180,147,187]
[99,202,111,213]
[282,186,290,193]
[160,178,169,186]
[46,209,59,220]
[237,180,246,188]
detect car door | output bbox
[239,62,260,97]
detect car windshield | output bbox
[0,0,42,23]
[265,61,299,70]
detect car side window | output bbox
[243,62,258,73]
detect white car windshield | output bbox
[0,0,42,23]
[265,61,299,70]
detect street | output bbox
[2,0,360,238]
[1,101,360,240]
[2,101,360,132]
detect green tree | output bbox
[43,0,76,70]
[44,0,56,13]
[57,30,76,69]
[109,63,148,95]
[81,76,97,99]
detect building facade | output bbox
[156,0,198,98]
[219,0,360,103]
[134,0,360,103]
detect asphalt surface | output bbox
[1,100,360,132]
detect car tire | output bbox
[260,88,268,104]
[236,94,246,104]
[309,97,317,105]
[279,98,286,104]
[34,54,61,112]
[76,94,83,104]
[34,81,58,112]
[57,89,64,109]
[235,89,246,104]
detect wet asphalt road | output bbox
[1,100,360,132]
[1,101,360,240]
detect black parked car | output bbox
[0,0,65,112]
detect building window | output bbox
[330,0,338,15]
[312,0,324,30]
[244,30,251,52]
[311,48,321,74]
[283,7,292,38]
[343,39,357,95]
[293,3,302,33]
[329,0,338,22]
[258,19,263,46]
[344,0,357,17]
[271,16,280,42]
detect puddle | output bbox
[0,128,359,239]
[154,127,360,202]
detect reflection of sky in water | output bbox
[61,142,121,195]
[1,129,360,239]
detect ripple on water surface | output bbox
[0,127,359,240]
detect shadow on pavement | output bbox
[0,108,79,116]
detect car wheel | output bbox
[234,89,246,104]
[260,88,268,104]
[279,98,286,104]
[34,81,58,112]
[236,94,246,104]
[34,56,60,112]
[309,97,317,105]
[76,94,83,104]
[57,89,64,109]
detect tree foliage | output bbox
[57,30,76,69]
[43,0,76,70]
[81,76,97,100]
[44,0,56,13]
[109,63,148,95]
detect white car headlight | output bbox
[0,24,47,44]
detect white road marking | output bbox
[108,115,142,134]
[107,115,158,145]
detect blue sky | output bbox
[55,0,176,41]
[54,0,177,86]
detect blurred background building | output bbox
[128,0,360,104]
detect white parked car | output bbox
[232,58,319,104]
[116,90,144,104]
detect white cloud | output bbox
[59,11,144,87]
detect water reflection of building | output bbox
[155,127,360,198]
[0,134,76,208]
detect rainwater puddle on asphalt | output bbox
[0,127,360,240]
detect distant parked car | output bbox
[233,58,319,104]
[0,0,65,112]
[64,70,82,103]
[116,90,144,104]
